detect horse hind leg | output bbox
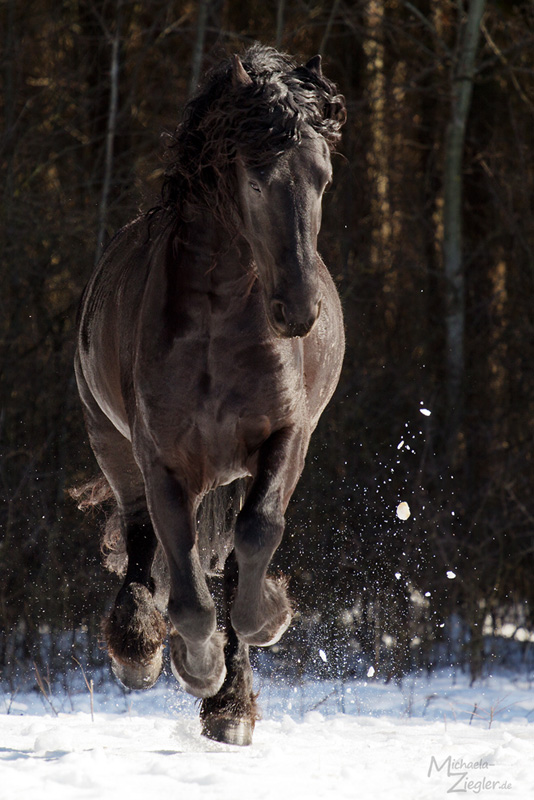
[75,362,166,689]
[200,552,258,746]
[103,506,167,691]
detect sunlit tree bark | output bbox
[363,0,391,270]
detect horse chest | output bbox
[140,332,304,487]
[193,336,302,427]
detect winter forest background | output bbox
[1,0,534,688]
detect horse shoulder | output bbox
[302,261,344,427]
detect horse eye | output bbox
[249,181,261,193]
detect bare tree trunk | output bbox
[95,1,121,265]
[189,0,210,98]
[320,0,342,56]
[363,1,392,288]
[443,0,486,449]
[275,0,286,49]
[3,0,17,283]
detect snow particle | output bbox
[319,649,327,663]
[419,408,431,416]
[446,570,457,580]
[396,501,411,520]
[367,666,375,678]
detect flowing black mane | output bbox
[161,44,346,220]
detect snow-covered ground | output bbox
[1,666,533,799]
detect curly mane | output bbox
[161,44,346,224]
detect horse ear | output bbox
[232,55,253,88]
[305,55,323,78]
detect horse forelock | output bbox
[160,44,346,224]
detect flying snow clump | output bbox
[396,501,411,520]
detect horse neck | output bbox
[174,206,253,291]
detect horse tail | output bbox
[197,478,249,574]
[70,474,125,576]
[70,473,114,508]
[72,474,249,578]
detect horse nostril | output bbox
[270,297,322,337]
[270,300,287,329]
[304,299,322,332]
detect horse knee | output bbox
[235,507,285,563]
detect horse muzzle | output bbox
[269,297,322,338]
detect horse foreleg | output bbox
[231,427,304,646]
[143,464,226,699]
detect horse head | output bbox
[161,46,345,339]
[235,134,332,338]
[233,54,340,339]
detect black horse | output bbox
[74,45,346,745]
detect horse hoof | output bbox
[201,715,254,746]
[241,609,292,647]
[111,647,163,691]
[104,582,167,667]
[231,576,292,646]
[170,631,226,699]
